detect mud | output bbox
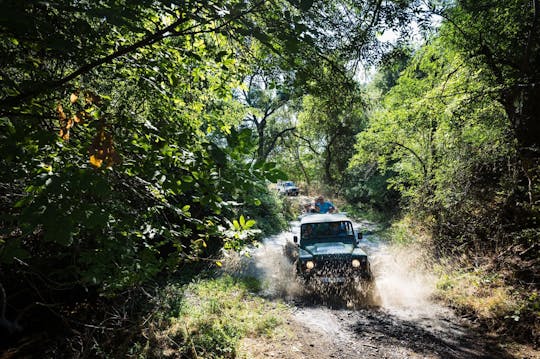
[226,219,526,359]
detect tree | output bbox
[434,0,540,202]
[239,48,297,162]
[0,3,313,349]
[296,63,366,189]
[352,37,515,249]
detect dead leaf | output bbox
[59,129,70,140]
[57,103,66,120]
[89,155,103,168]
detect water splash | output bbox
[221,222,304,299]
[223,219,436,311]
[369,243,436,309]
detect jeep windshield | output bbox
[300,221,355,246]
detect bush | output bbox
[134,274,287,358]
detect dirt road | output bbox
[289,300,508,358]
[232,219,524,359]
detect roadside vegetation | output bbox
[380,217,539,346]
[434,263,539,343]
[1,0,538,357]
[130,274,288,359]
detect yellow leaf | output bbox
[70,92,79,104]
[215,261,222,267]
[57,103,66,120]
[59,129,69,140]
[89,155,103,168]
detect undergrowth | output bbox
[384,216,540,347]
[339,203,392,226]
[378,215,430,244]
[434,262,540,346]
[131,274,288,358]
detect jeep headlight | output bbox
[351,259,361,268]
[305,260,315,269]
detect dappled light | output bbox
[1,0,538,356]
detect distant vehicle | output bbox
[291,213,373,288]
[276,180,299,196]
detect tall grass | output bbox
[131,274,288,358]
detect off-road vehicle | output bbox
[292,213,373,287]
[276,180,299,196]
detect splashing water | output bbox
[223,219,436,310]
[368,242,436,309]
[221,221,304,299]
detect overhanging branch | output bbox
[0,1,266,112]
[389,141,428,179]
[262,126,296,161]
[293,132,320,155]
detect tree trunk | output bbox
[295,146,310,186]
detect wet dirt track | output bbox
[228,219,520,359]
[291,302,509,358]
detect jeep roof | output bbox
[300,213,350,225]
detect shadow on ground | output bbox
[349,308,513,358]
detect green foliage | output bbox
[379,216,421,245]
[370,45,414,96]
[293,65,366,187]
[0,0,309,303]
[238,189,289,238]
[437,0,540,209]
[132,275,286,358]
[340,163,400,220]
[352,38,512,221]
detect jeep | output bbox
[292,213,373,286]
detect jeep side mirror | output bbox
[357,232,363,241]
[293,236,298,244]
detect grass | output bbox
[380,216,539,346]
[131,274,289,358]
[435,266,519,318]
[434,261,540,345]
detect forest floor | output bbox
[232,196,539,359]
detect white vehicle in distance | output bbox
[276,180,299,196]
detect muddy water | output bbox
[224,219,510,359]
[238,219,437,309]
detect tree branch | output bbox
[0,1,266,111]
[293,133,320,155]
[1,14,188,111]
[389,141,428,179]
[263,126,296,160]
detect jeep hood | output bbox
[302,241,370,257]
[304,242,353,256]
